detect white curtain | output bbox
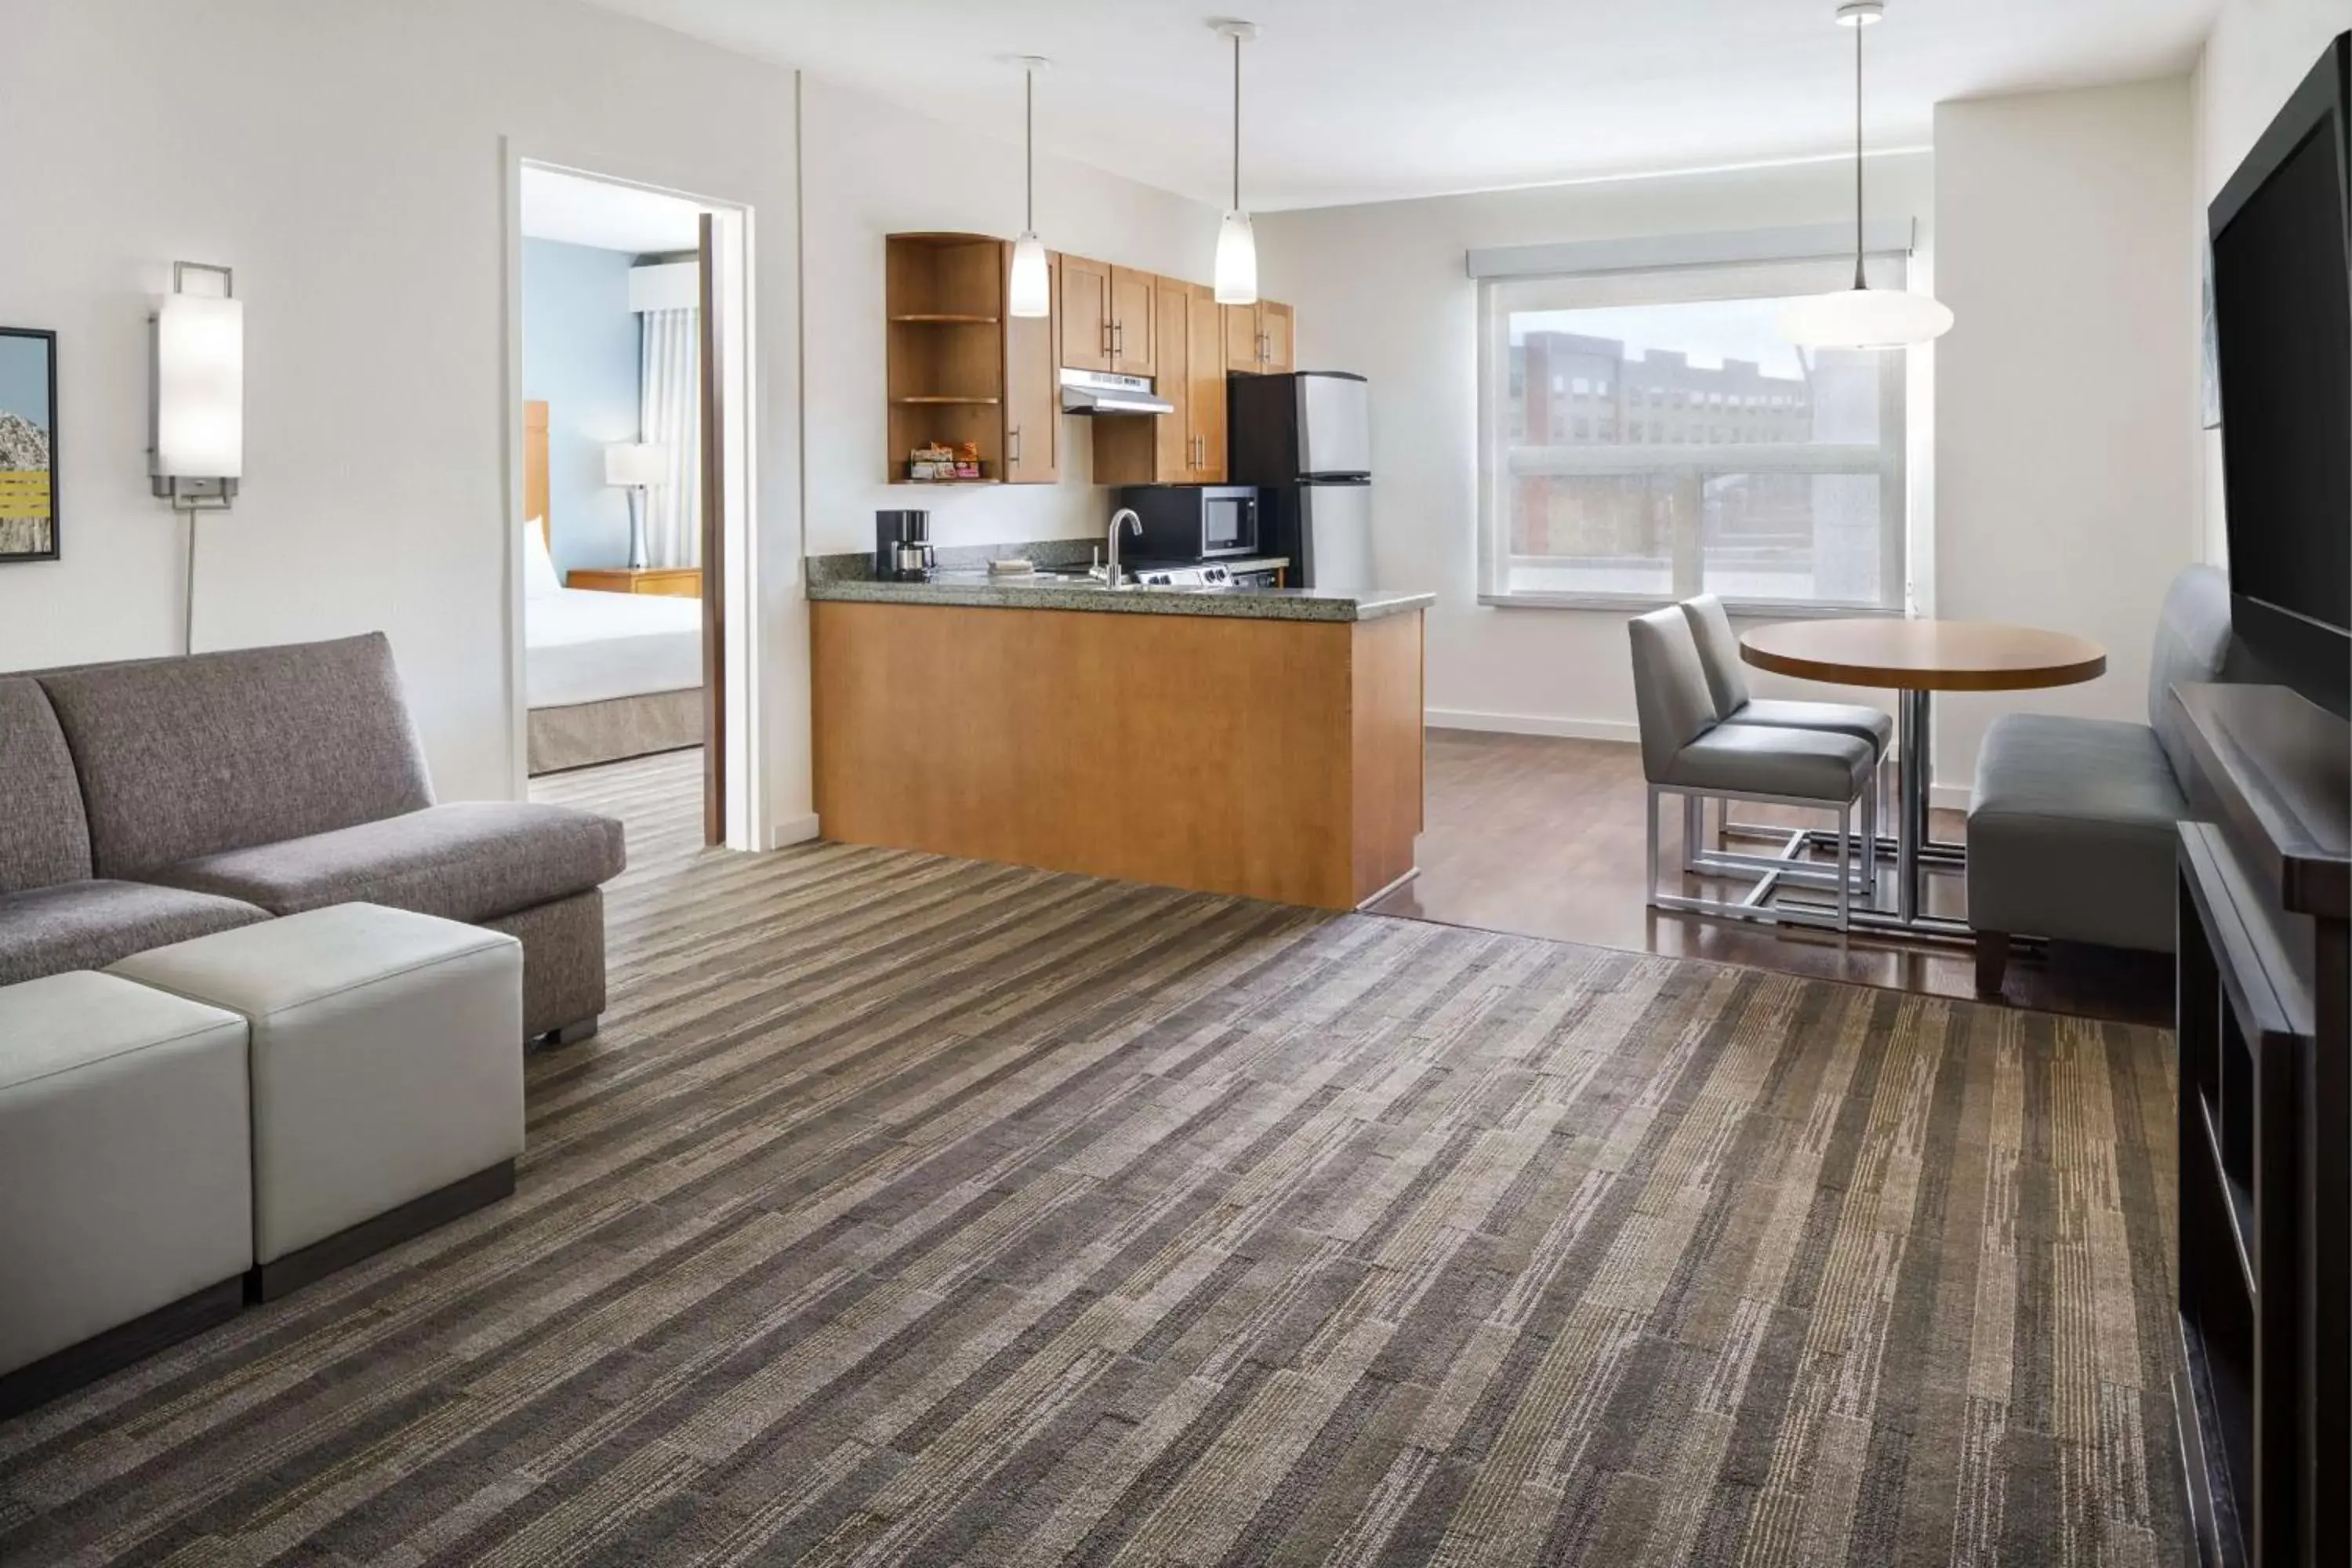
[639,307,701,568]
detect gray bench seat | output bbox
[153,803,626,926]
[1966,564,2239,991]
[1966,714,2188,955]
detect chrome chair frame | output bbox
[1649,783,1857,932]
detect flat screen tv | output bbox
[2210,31,2352,720]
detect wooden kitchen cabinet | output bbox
[1001,242,1058,484]
[1060,253,1112,372]
[1109,267,1157,377]
[1094,281,1229,486]
[1223,298,1294,375]
[1186,284,1229,477]
[885,233,1007,485]
[1259,300,1294,373]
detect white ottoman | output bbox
[0,971,252,1417]
[111,903,524,1299]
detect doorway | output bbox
[506,160,760,849]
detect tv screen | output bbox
[2211,33,2351,717]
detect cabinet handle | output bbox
[1008,426,1021,465]
[1113,321,1124,357]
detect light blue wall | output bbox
[522,239,640,575]
[0,333,53,431]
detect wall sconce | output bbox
[151,262,241,512]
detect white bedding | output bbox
[525,587,703,710]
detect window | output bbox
[1478,255,1908,611]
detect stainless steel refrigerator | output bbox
[1229,372,1373,593]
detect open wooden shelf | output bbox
[889,313,1000,325]
[890,395,1000,406]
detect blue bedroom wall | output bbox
[522,238,640,575]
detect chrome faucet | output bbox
[1104,508,1142,587]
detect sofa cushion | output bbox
[2146,564,2240,786]
[151,802,626,927]
[1966,713,2188,953]
[0,678,93,895]
[34,633,435,881]
[0,881,270,988]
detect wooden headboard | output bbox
[524,400,550,547]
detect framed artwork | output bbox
[0,328,58,562]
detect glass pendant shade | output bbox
[1780,284,1955,350]
[1008,232,1051,318]
[1214,210,1258,306]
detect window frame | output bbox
[1475,253,1912,618]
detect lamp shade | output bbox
[1779,285,1955,350]
[604,442,667,487]
[154,294,244,479]
[1008,232,1051,318]
[1214,210,1258,306]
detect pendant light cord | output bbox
[1232,33,1242,212]
[1852,17,1866,290]
[1025,67,1035,232]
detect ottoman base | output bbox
[0,1276,244,1421]
[250,1158,516,1303]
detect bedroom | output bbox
[518,165,708,781]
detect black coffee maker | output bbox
[875,510,934,582]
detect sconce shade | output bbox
[604,442,667,487]
[154,295,243,479]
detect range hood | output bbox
[1060,368,1174,416]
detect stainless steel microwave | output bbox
[1116,485,1261,561]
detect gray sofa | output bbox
[1968,564,2241,992]
[0,633,623,1042]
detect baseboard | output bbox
[1930,784,1969,811]
[770,813,822,849]
[1425,709,1639,744]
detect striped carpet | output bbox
[0,749,2185,1566]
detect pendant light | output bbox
[1780,0,1954,349]
[1212,20,1260,307]
[1007,56,1052,318]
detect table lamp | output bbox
[604,442,668,571]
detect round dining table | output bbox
[1737,619,2107,934]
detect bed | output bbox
[523,399,705,775]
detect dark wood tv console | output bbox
[2171,682,2349,1566]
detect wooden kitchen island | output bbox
[809,568,1432,910]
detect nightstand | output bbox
[565,568,702,598]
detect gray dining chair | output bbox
[1630,606,1875,931]
[1679,593,1890,895]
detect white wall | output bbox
[0,0,804,822]
[798,75,1225,557]
[1254,154,1933,744]
[1933,78,2201,793]
[2193,0,2348,560]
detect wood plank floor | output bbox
[1369,728,2172,1026]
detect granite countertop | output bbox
[808,547,1433,624]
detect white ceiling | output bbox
[521,165,707,252]
[584,0,2223,210]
